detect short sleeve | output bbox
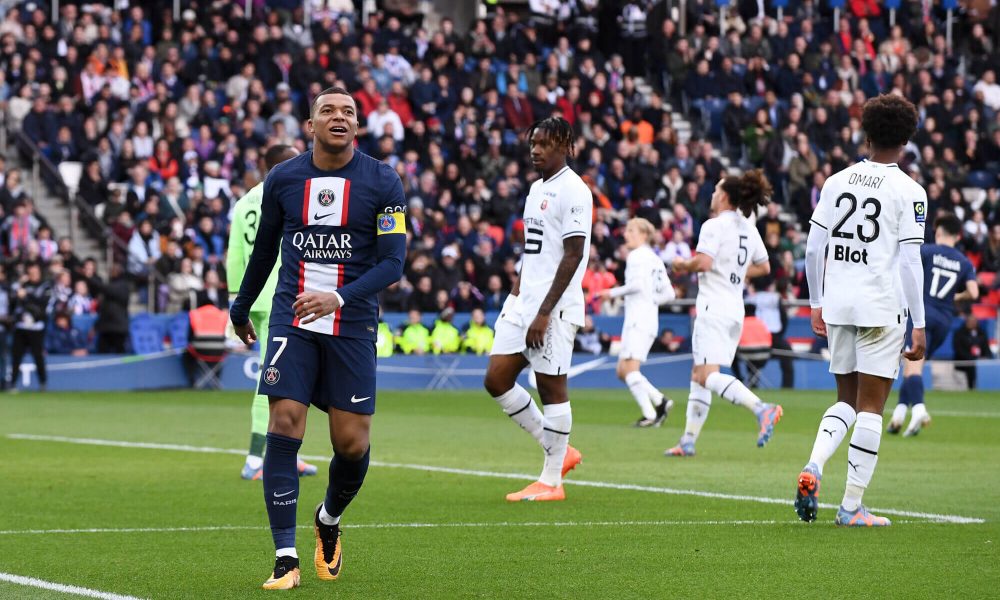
[750,226,768,264]
[809,179,834,231]
[696,219,721,258]
[898,185,927,245]
[559,180,592,239]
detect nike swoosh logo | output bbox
[314,212,335,221]
[351,395,371,403]
[273,490,294,498]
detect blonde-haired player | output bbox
[667,170,783,456]
[598,218,675,427]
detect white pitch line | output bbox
[0,520,796,537]
[0,572,146,600]
[929,410,1000,419]
[7,433,986,525]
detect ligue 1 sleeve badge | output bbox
[263,366,280,385]
[913,201,926,223]
[378,213,397,232]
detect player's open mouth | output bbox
[329,126,348,135]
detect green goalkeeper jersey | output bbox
[227,182,279,314]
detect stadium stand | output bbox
[0,0,997,364]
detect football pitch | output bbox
[1,388,997,599]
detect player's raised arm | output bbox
[334,166,407,304]
[231,171,283,328]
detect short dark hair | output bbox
[934,212,963,237]
[310,86,355,118]
[861,94,918,150]
[263,144,296,170]
[526,116,576,158]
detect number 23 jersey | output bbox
[810,160,926,327]
[519,166,593,327]
[695,210,768,322]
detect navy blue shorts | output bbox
[258,324,376,414]
[905,314,952,359]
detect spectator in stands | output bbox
[574,315,610,355]
[95,264,130,354]
[9,263,51,391]
[398,309,430,355]
[953,313,994,389]
[126,218,160,282]
[68,280,95,315]
[194,270,226,309]
[651,328,688,354]
[430,307,461,354]
[461,307,494,355]
[46,312,88,356]
[982,224,1000,273]
[3,201,40,255]
[0,265,9,390]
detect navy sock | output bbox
[263,432,302,550]
[900,375,923,407]
[324,447,370,520]
[905,375,924,407]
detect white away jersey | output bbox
[611,244,672,330]
[518,165,593,327]
[810,160,926,327]
[695,210,768,322]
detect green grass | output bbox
[1,388,997,599]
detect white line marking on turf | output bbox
[0,572,146,600]
[930,410,1000,419]
[0,520,792,537]
[7,434,985,525]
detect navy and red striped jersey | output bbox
[231,151,407,340]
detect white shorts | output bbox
[692,315,742,367]
[619,323,657,363]
[490,306,578,376]
[827,322,906,379]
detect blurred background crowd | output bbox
[0,0,998,361]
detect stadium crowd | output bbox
[0,0,998,360]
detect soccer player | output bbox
[795,94,927,527]
[227,144,318,481]
[666,170,782,457]
[597,217,676,427]
[231,86,406,588]
[483,117,590,502]
[888,213,978,436]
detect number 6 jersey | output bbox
[518,166,593,327]
[809,159,927,327]
[694,210,768,322]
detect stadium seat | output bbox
[972,304,997,320]
[168,312,190,349]
[129,313,165,355]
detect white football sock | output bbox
[494,384,546,447]
[245,454,263,470]
[276,547,298,559]
[704,372,764,416]
[807,402,857,475]
[681,381,712,444]
[625,371,657,420]
[908,402,928,427]
[539,402,572,487]
[890,402,908,425]
[842,412,883,511]
[318,503,340,526]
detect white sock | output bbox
[276,547,298,559]
[807,402,857,475]
[704,372,764,416]
[625,371,657,420]
[245,454,263,470]
[890,403,908,424]
[539,402,572,487]
[842,412,883,511]
[494,384,546,447]
[318,503,340,526]
[908,402,928,427]
[681,381,712,444]
[642,376,665,407]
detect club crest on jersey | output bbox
[317,189,335,207]
[263,367,280,385]
[540,199,548,211]
[913,201,926,223]
[378,214,397,232]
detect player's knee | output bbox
[691,371,708,387]
[268,411,301,437]
[615,363,628,380]
[483,369,510,398]
[334,438,369,461]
